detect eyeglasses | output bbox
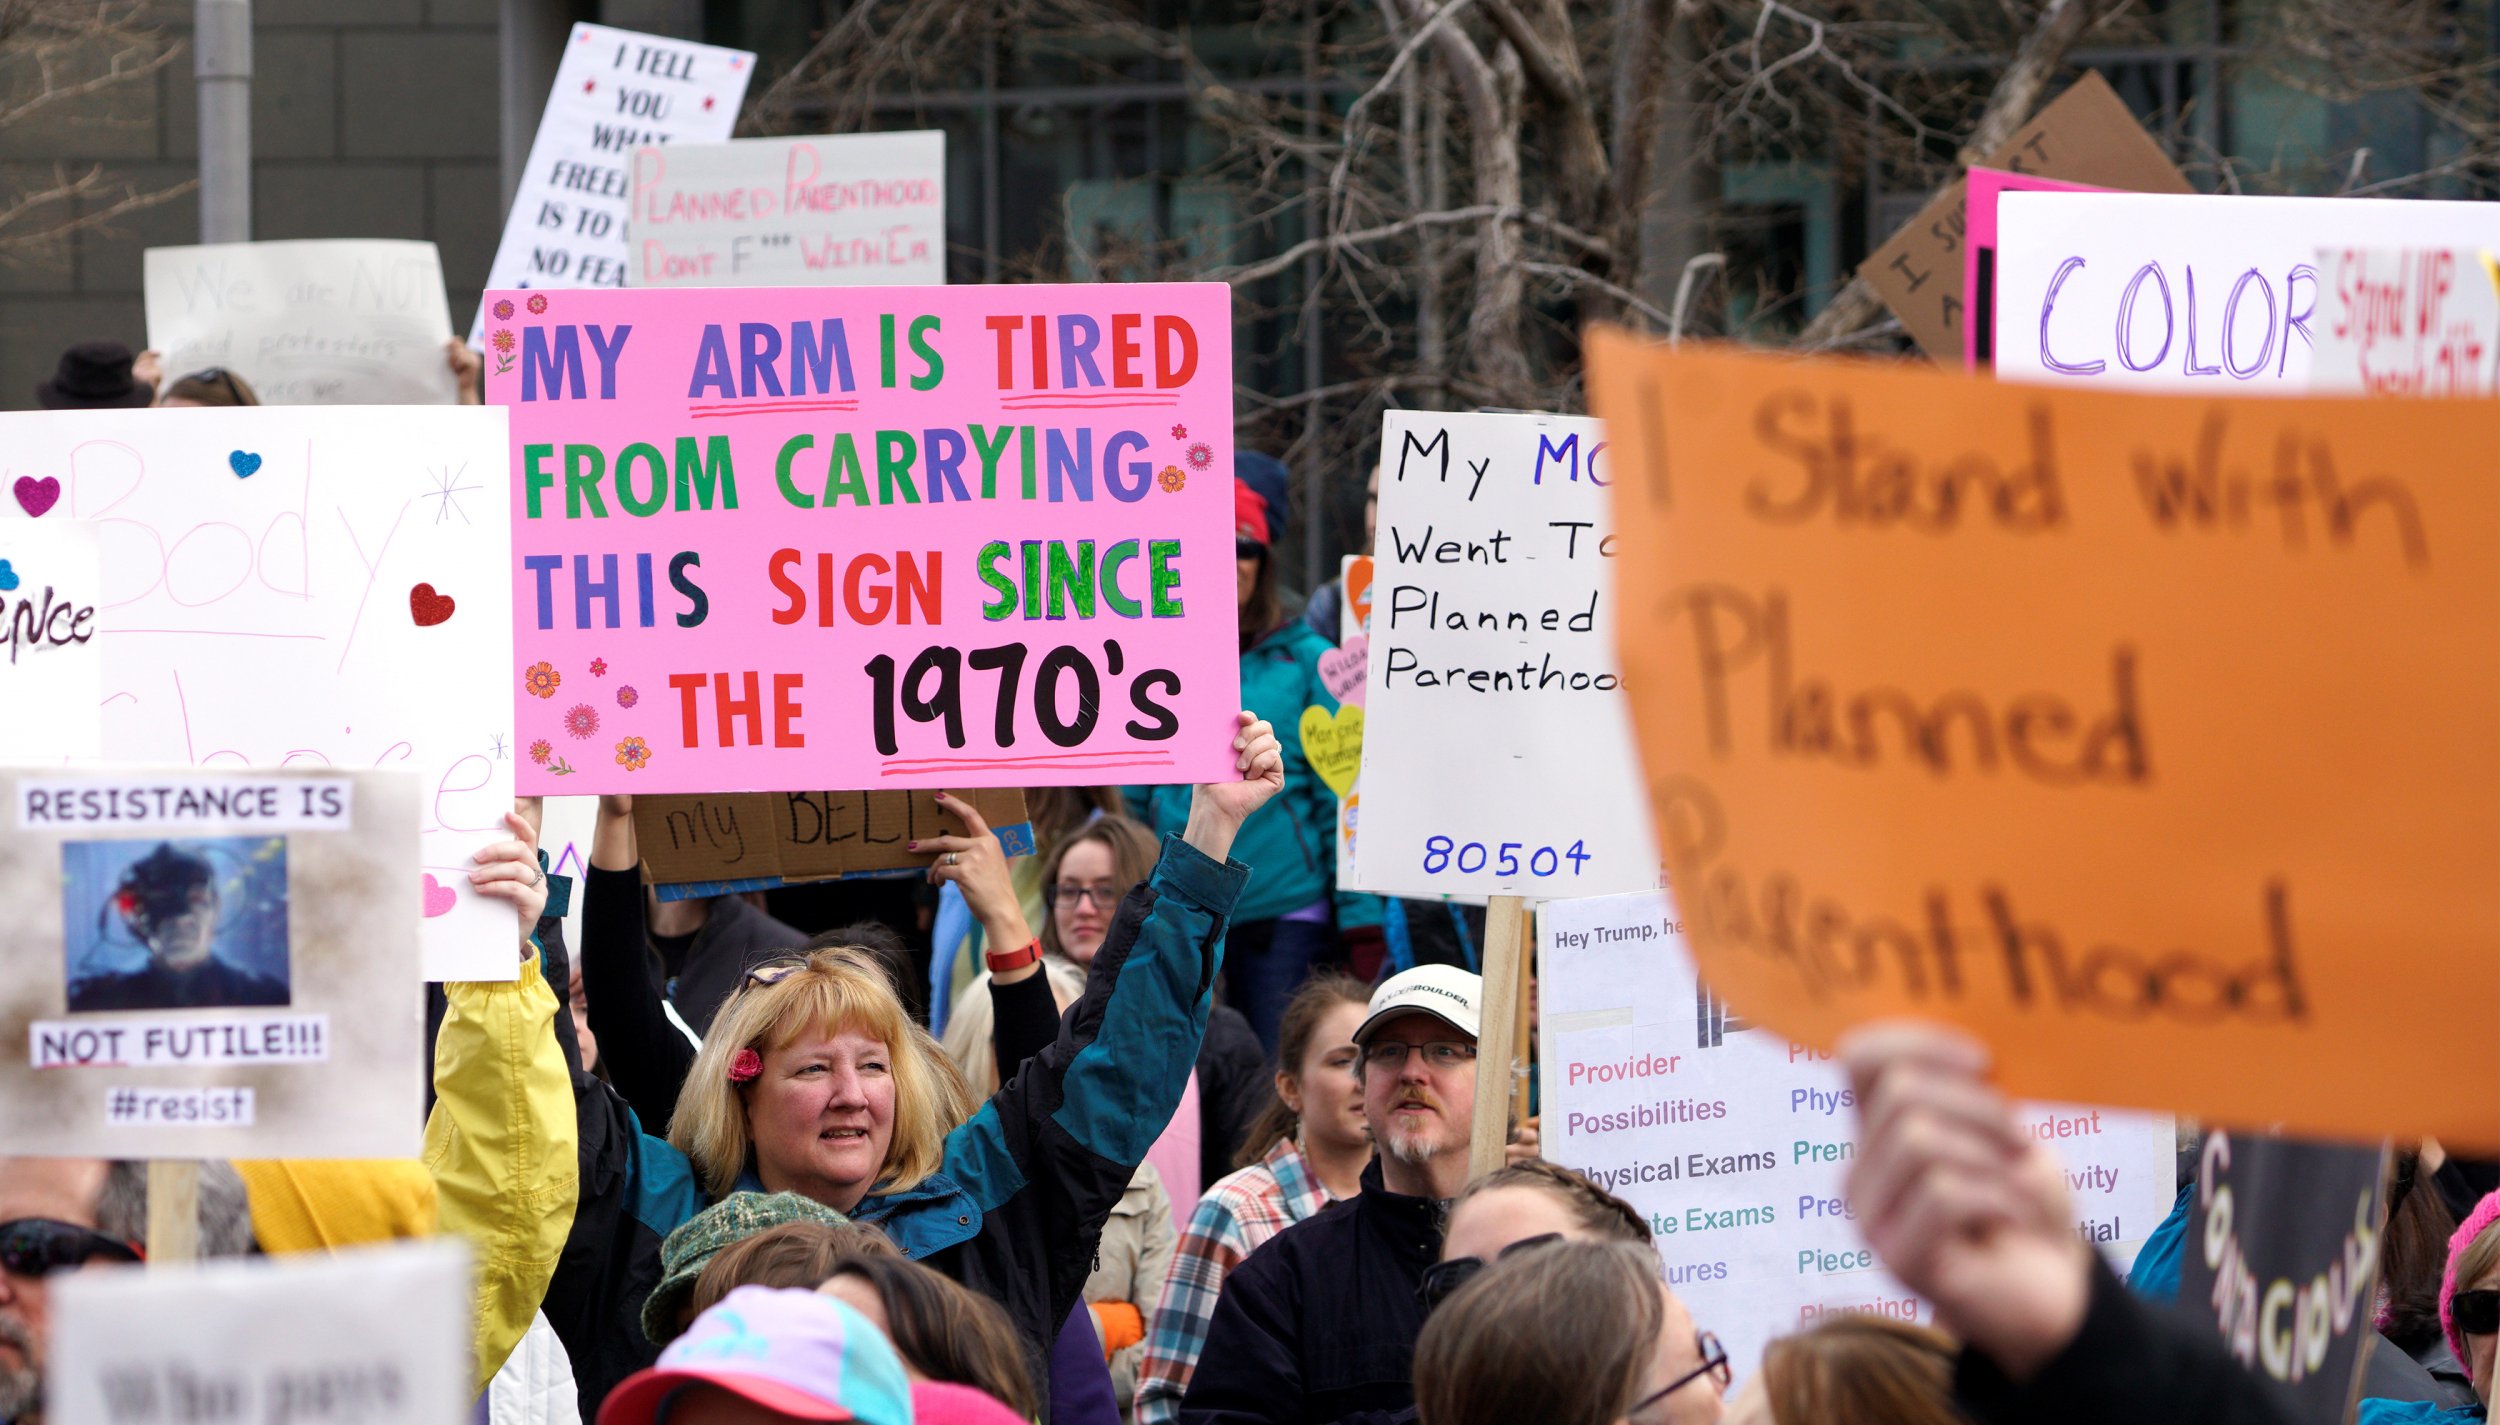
[1362,1040,1476,1072]
[180,367,244,403]
[2455,1288,2500,1337]
[1049,883,1121,909]
[0,1218,143,1277]
[1627,1332,1731,1417]
[1416,1233,1560,1312]
[744,957,806,987]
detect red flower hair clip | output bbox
[728,1048,762,1083]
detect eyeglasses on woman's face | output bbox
[1048,882,1120,909]
[1627,1331,1730,1420]
[2455,1287,2500,1338]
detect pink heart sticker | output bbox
[1319,636,1368,708]
[13,476,60,518]
[421,873,457,918]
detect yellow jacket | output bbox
[427,953,581,1393]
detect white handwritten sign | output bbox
[147,241,457,405]
[1,516,102,763]
[0,766,421,1158]
[629,131,946,287]
[1994,191,2500,389]
[472,22,753,341]
[1351,411,1660,898]
[1542,888,2174,1384]
[52,1241,468,1425]
[2309,247,2500,396]
[0,406,516,981]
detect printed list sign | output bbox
[0,767,422,1159]
[1993,191,2500,390]
[1584,333,2500,1151]
[52,1241,467,1425]
[472,23,753,341]
[484,282,1240,793]
[0,406,518,982]
[630,132,947,288]
[2308,247,2500,397]
[1542,889,2172,1384]
[147,240,458,405]
[1351,411,1660,899]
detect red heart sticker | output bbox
[409,582,455,627]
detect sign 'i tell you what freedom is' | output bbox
[485,283,1241,793]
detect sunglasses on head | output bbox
[743,956,806,987]
[179,367,244,402]
[0,1218,143,1277]
[1417,1233,1561,1312]
[2456,1288,2500,1337]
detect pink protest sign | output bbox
[485,283,1240,794]
[1964,167,2111,369]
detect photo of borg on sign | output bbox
[64,838,292,1013]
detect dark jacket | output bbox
[1198,1006,1267,1180]
[69,956,287,1012]
[546,834,1247,1423]
[664,892,810,1035]
[1956,1253,2303,1425]
[1179,1158,1439,1425]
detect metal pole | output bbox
[195,0,252,243]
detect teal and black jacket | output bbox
[544,834,1248,1418]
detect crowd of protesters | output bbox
[5,336,2496,1425]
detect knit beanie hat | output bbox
[643,1191,854,1344]
[2440,1187,2500,1363]
[910,1381,1029,1425]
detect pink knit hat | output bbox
[908,1382,1026,1425]
[2440,1188,2500,1363]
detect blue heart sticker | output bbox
[229,450,262,478]
[0,560,20,592]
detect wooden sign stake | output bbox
[1468,895,1528,1178]
[145,1160,198,1266]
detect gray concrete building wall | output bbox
[0,0,503,408]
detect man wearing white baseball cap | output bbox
[1179,965,1487,1425]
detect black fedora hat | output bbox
[35,340,153,409]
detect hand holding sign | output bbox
[465,809,547,954]
[915,790,1033,952]
[1843,1023,2093,1382]
[1183,711,1284,861]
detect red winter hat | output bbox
[1234,477,1271,546]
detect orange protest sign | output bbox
[1584,330,2500,1150]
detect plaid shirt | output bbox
[1133,1136,1338,1425]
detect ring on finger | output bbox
[528,863,544,887]
[945,852,959,866]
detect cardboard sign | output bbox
[635,786,1031,894]
[0,767,423,1158]
[1543,888,2174,1382]
[2309,247,2500,396]
[1995,191,2500,390]
[1584,332,2500,1150]
[147,240,458,405]
[485,282,1240,793]
[1351,412,1660,899]
[472,23,753,341]
[2178,1130,2388,1425]
[1963,170,2111,369]
[2,517,103,763]
[1861,72,2191,362]
[630,132,947,288]
[0,407,518,982]
[52,1240,467,1425]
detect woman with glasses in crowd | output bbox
[536,713,1285,1422]
[1415,1238,1730,1425]
[2363,1189,2500,1425]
